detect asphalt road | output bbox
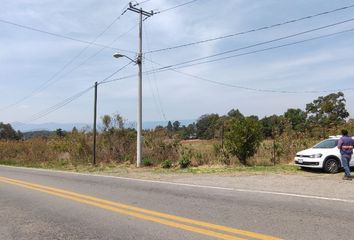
[1,166,353,240]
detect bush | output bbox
[143,129,180,164]
[142,158,153,167]
[179,153,191,168]
[161,160,172,168]
[225,117,263,165]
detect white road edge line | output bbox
[1,164,354,204]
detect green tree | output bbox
[306,92,349,129]
[260,115,285,138]
[55,128,65,137]
[225,117,263,165]
[196,114,219,139]
[284,108,307,131]
[71,127,78,134]
[166,121,173,132]
[179,123,197,139]
[0,122,21,140]
[172,121,180,132]
[155,125,164,130]
[227,109,244,119]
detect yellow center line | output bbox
[0,176,282,240]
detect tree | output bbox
[224,117,263,165]
[284,108,307,131]
[0,122,21,140]
[196,114,219,139]
[260,115,285,138]
[55,128,65,137]
[166,121,173,132]
[172,121,180,132]
[227,109,244,119]
[155,125,164,130]
[101,115,112,131]
[179,123,197,139]
[306,92,349,129]
[71,127,78,134]
[113,113,125,129]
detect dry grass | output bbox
[0,132,321,170]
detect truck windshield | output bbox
[313,139,338,149]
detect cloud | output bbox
[1,0,354,124]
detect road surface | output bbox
[1,165,353,240]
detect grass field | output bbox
[0,137,309,174]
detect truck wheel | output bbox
[323,158,340,173]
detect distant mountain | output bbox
[22,130,54,140]
[11,122,90,132]
[11,119,196,132]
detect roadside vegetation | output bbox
[0,92,352,173]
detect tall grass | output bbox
[0,126,342,169]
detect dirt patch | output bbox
[94,168,354,200]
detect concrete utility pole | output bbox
[127,3,154,167]
[93,81,98,165]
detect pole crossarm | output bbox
[128,2,154,17]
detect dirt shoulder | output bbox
[2,163,353,200]
[92,167,354,201]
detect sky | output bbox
[1,0,354,125]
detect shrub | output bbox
[179,157,191,168]
[143,129,180,164]
[225,117,263,165]
[142,158,153,167]
[161,160,172,169]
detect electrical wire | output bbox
[102,25,354,89]
[165,28,354,70]
[148,59,354,94]
[1,0,198,112]
[144,24,167,120]
[23,62,133,123]
[0,3,133,111]
[99,62,134,84]
[152,18,354,69]
[0,18,135,54]
[132,0,153,7]
[140,27,354,94]
[147,3,354,53]
[154,0,199,14]
[25,86,94,123]
[100,73,138,84]
[4,0,197,123]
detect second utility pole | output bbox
[93,81,98,165]
[127,3,154,167]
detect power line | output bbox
[140,26,354,94]
[146,58,354,94]
[99,62,134,84]
[101,24,354,88]
[144,24,167,120]
[1,0,196,112]
[24,63,133,123]
[0,18,135,54]
[25,0,184,98]
[147,3,354,53]
[0,4,133,111]
[25,86,94,123]
[154,0,199,14]
[132,0,153,7]
[100,73,138,84]
[153,18,354,69]
[164,28,354,70]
